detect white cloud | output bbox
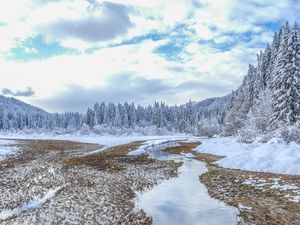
[1,0,300,112]
[0,39,175,105]
[0,0,298,54]
[0,36,259,112]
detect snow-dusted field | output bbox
[0,138,180,224]
[196,137,300,175]
[0,140,20,161]
[242,177,300,203]
[0,132,191,148]
[1,133,300,224]
[2,132,300,176]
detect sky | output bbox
[0,0,300,113]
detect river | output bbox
[134,142,238,225]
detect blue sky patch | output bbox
[8,35,78,61]
[263,21,284,32]
[198,39,235,52]
[85,32,169,54]
[155,41,185,61]
[154,24,194,62]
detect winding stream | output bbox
[134,142,238,225]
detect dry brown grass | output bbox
[7,139,101,153]
[63,141,152,172]
[200,165,300,225]
[0,139,181,224]
[0,139,101,169]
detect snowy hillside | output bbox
[0,95,83,130]
[0,96,46,114]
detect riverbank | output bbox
[200,164,300,224]
[165,141,300,224]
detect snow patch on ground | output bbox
[0,187,62,221]
[242,177,300,203]
[195,137,300,175]
[238,204,252,211]
[270,184,299,191]
[290,193,300,203]
[0,139,19,161]
[181,152,196,158]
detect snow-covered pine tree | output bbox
[261,44,271,87]
[114,103,122,127]
[247,88,273,132]
[86,108,95,128]
[271,22,300,126]
[267,32,279,86]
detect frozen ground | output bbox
[200,164,300,224]
[2,133,299,176]
[3,132,300,176]
[196,137,300,175]
[0,139,180,224]
[242,177,300,203]
[0,140,19,161]
[1,133,300,224]
[0,187,62,221]
[0,132,192,150]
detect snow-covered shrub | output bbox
[238,126,259,143]
[277,123,300,143]
[196,118,222,137]
[78,124,91,135]
[222,123,237,136]
[237,89,273,143]
[258,132,274,143]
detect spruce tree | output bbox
[271,22,300,125]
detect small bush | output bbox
[237,126,259,143]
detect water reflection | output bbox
[135,144,238,225]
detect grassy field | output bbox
[0,139,180,224]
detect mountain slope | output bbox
[0,95,82,130]
[0,95,47,115]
